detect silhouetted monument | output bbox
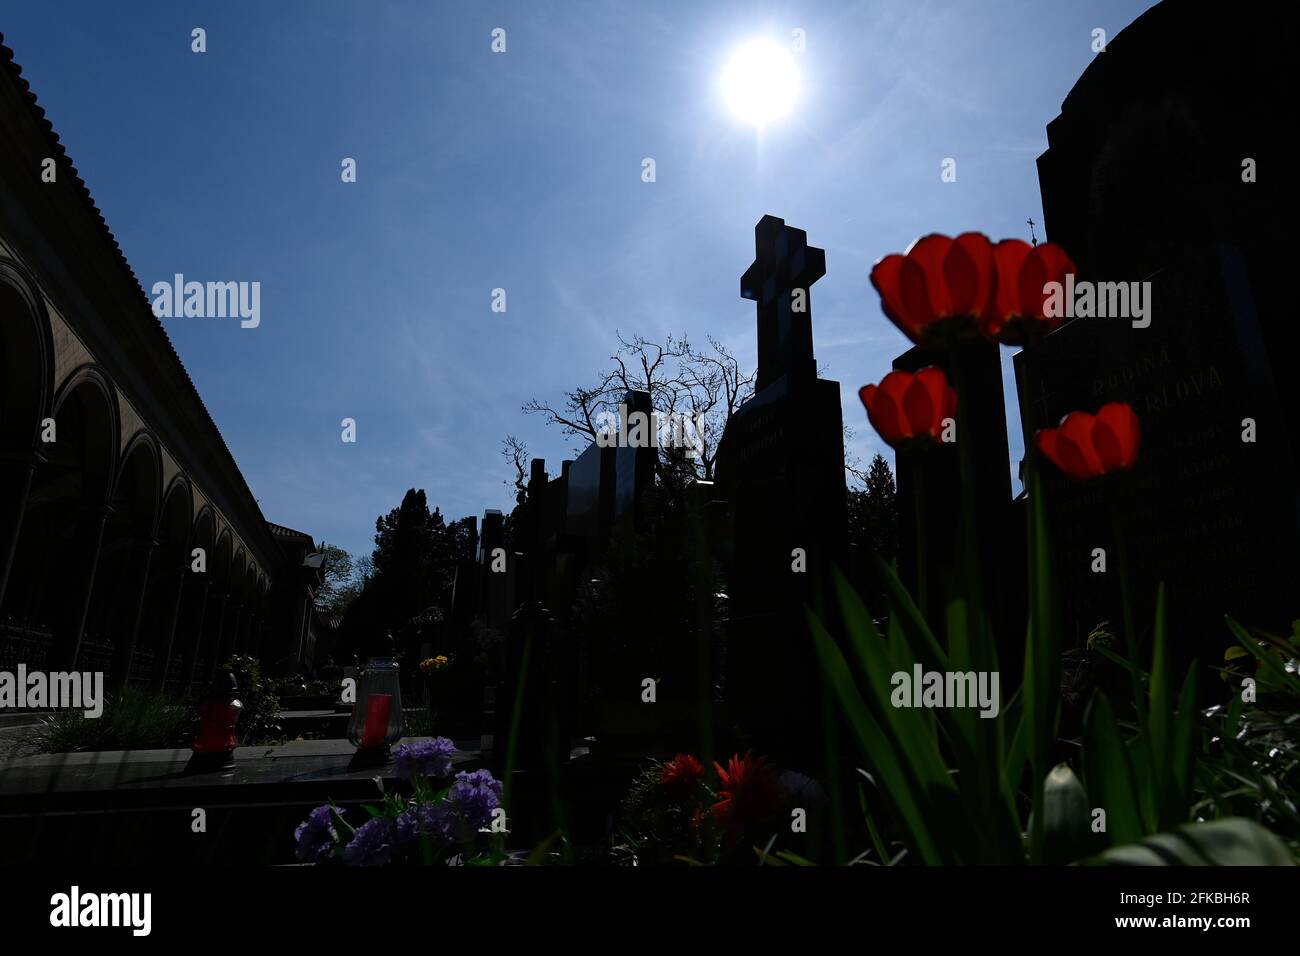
[715,215,848,760]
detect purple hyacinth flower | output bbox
[446,769,503,831]
[393,737,457,780]
[395,801,457,847]
[294,804,342,863]
[344,817,395,866]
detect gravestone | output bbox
[614,390,655,522]
[1017,0,1300,669]
[714,215,848,760]
[566,442,616,541]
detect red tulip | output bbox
[1036,402,1141,481]
[982,240,1076,345]
[858,367,957,451]
[869,233,996,345]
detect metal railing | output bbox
[0,623,55,672]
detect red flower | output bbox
[712,752,781,829]
[981,240,1076,345]
[658,753,705,797]
[1036,402,1141,481]
[869,233,996,345]
[858,367,956,451]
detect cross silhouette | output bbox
[1027,218,1039,247]
[740,215,825,392]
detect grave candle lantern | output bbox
[347,658,403,754]
[186,670,244,773]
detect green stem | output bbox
[913,464,929,625]
[500,627,532,817]
[1110,507,1146,735]
[948,351,988,669]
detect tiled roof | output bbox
[267,522,315,542]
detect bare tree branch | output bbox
[522,332,755,484]
[501,435,530,503]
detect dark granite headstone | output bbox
[714,215,848,758]
[566,442,616,540]
[614,390,655,521]
[1018,0,1300,667]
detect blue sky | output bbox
[2,0,1155,560]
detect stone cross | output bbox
[740,215,825,392]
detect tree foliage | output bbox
[315,545,364,615]
[847,453,899,564]
[337,489,475,660]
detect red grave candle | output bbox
[361,693,392,749]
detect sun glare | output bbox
[721,38,800,128]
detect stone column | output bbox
[60,505,110,670]
[206,593,229,679]
[182,579,212,689]
[222,602,244,664]
[111,537,157,690]
[150,563,189,694]
[0,450,37,612]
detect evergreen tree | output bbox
[848,453,898,564]
[338,489,475,659]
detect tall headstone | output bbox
[715,215,848,759]
[614,389,655,521]
[491,460,566,770]
[566,442,616,542]
[1018,0,1300,668]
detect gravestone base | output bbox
[717,372,848,768]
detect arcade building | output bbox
[0,34,323,692]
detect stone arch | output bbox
[176,504,219,689]
[48,365,119,507]
[92,430,164,683]
[192,506,218,564]
[2,365,119,668]
[197,527,235,679]
[0,256,53,453]
[112,431,163,532]
[236,560,260,654]
[140,473,193,690]
[0,257,55,609]
[221,546,248,662]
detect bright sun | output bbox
[721,38,800,127]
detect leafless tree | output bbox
[843,423,872,489]
[501,435,529,503]
[521,332,756,483]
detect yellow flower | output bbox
[419,655,451,674]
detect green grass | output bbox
[9,688,198,756]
